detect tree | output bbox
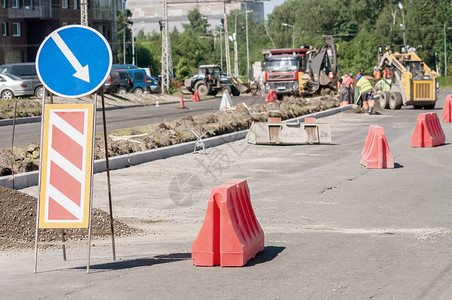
[117,9,133,64]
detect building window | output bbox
[98,25,104,36]
[62,0,68,8]
[4,50,23,63]
[12,23,21,37]
[73,0,77,9]
[1,0,7,8]
[24,0,33,9]
[12,0,20,8]
[2,22,8,37]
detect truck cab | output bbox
[262,48,308,98]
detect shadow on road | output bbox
[245,246,286,267]
[73,252,191,271]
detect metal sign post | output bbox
[34,25,114,273]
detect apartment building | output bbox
[0,0,117,64]
[128,0,264,35]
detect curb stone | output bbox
[0,104,352,189]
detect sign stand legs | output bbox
[34,88,47,273]
[86,92,98,273]
[61,230,67,261]
[100,88,116,262]
[10,98,17,189]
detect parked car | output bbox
[0,63,43,98]
[112,64,139,71]
[147,76,161,94]
[117,70,133,94]
[104,64,139,94]
[124,69,149,95]
[104,70,120,94]
[0,73,34,100]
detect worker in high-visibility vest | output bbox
[356,74,375,114]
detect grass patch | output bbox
[438,76,452,89]
[0,99,41,119]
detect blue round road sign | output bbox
[36,25,112,98]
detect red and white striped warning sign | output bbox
[39,104,94,228]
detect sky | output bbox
[263,0,287,18]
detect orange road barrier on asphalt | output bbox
[411,112,445,147]
[155,98,160,107]
[360,125,394,169]
[442,95,452,123]
[265,90,277,103]
[191,179,264,267]
[179,95,186,109]
[192,91,200,102]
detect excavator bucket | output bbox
[246,121,332,145]
[231,77,251,94]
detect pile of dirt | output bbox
[1,96,339,174]
[0,186,140,251]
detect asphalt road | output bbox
[0,94,263,148]
[2,89,452,299]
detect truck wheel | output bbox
[424,103,436,109]
[379,92,390,109]
[389,92,403,110]
[195,82,209,97]
[231,87,240,97]
[222,86,232,95]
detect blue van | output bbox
[124,69,149,95]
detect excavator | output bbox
[302,36,339,95]
[376,47,437,110]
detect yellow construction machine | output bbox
[377,48,438,110]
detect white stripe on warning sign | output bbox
[48,148,84,183]
[46,184,83,221]
[50,111,87,148]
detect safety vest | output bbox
[380,79,391,92]
[356,77,372,93]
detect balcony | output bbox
[7,0,52,19]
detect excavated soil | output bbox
[0,186,140,251]
[1,96,339,175]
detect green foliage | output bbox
[174,57,195,83]
[126,0,452,88]
[117,9,133,64]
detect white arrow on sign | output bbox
[51,32,90,83]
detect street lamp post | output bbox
[398,2,407,52]
[234,10,252,78]
[245,8,250,80]
[281,23,295,48]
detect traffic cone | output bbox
[155,98,160,107]
[179,94,186,109]
[192,91,200,102]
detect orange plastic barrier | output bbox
[442,95,452,123]
[265,90,277,103]
[411,113,445,147]
[191,179,264,267]
[360,125,394,169]
[192,91,200,102]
